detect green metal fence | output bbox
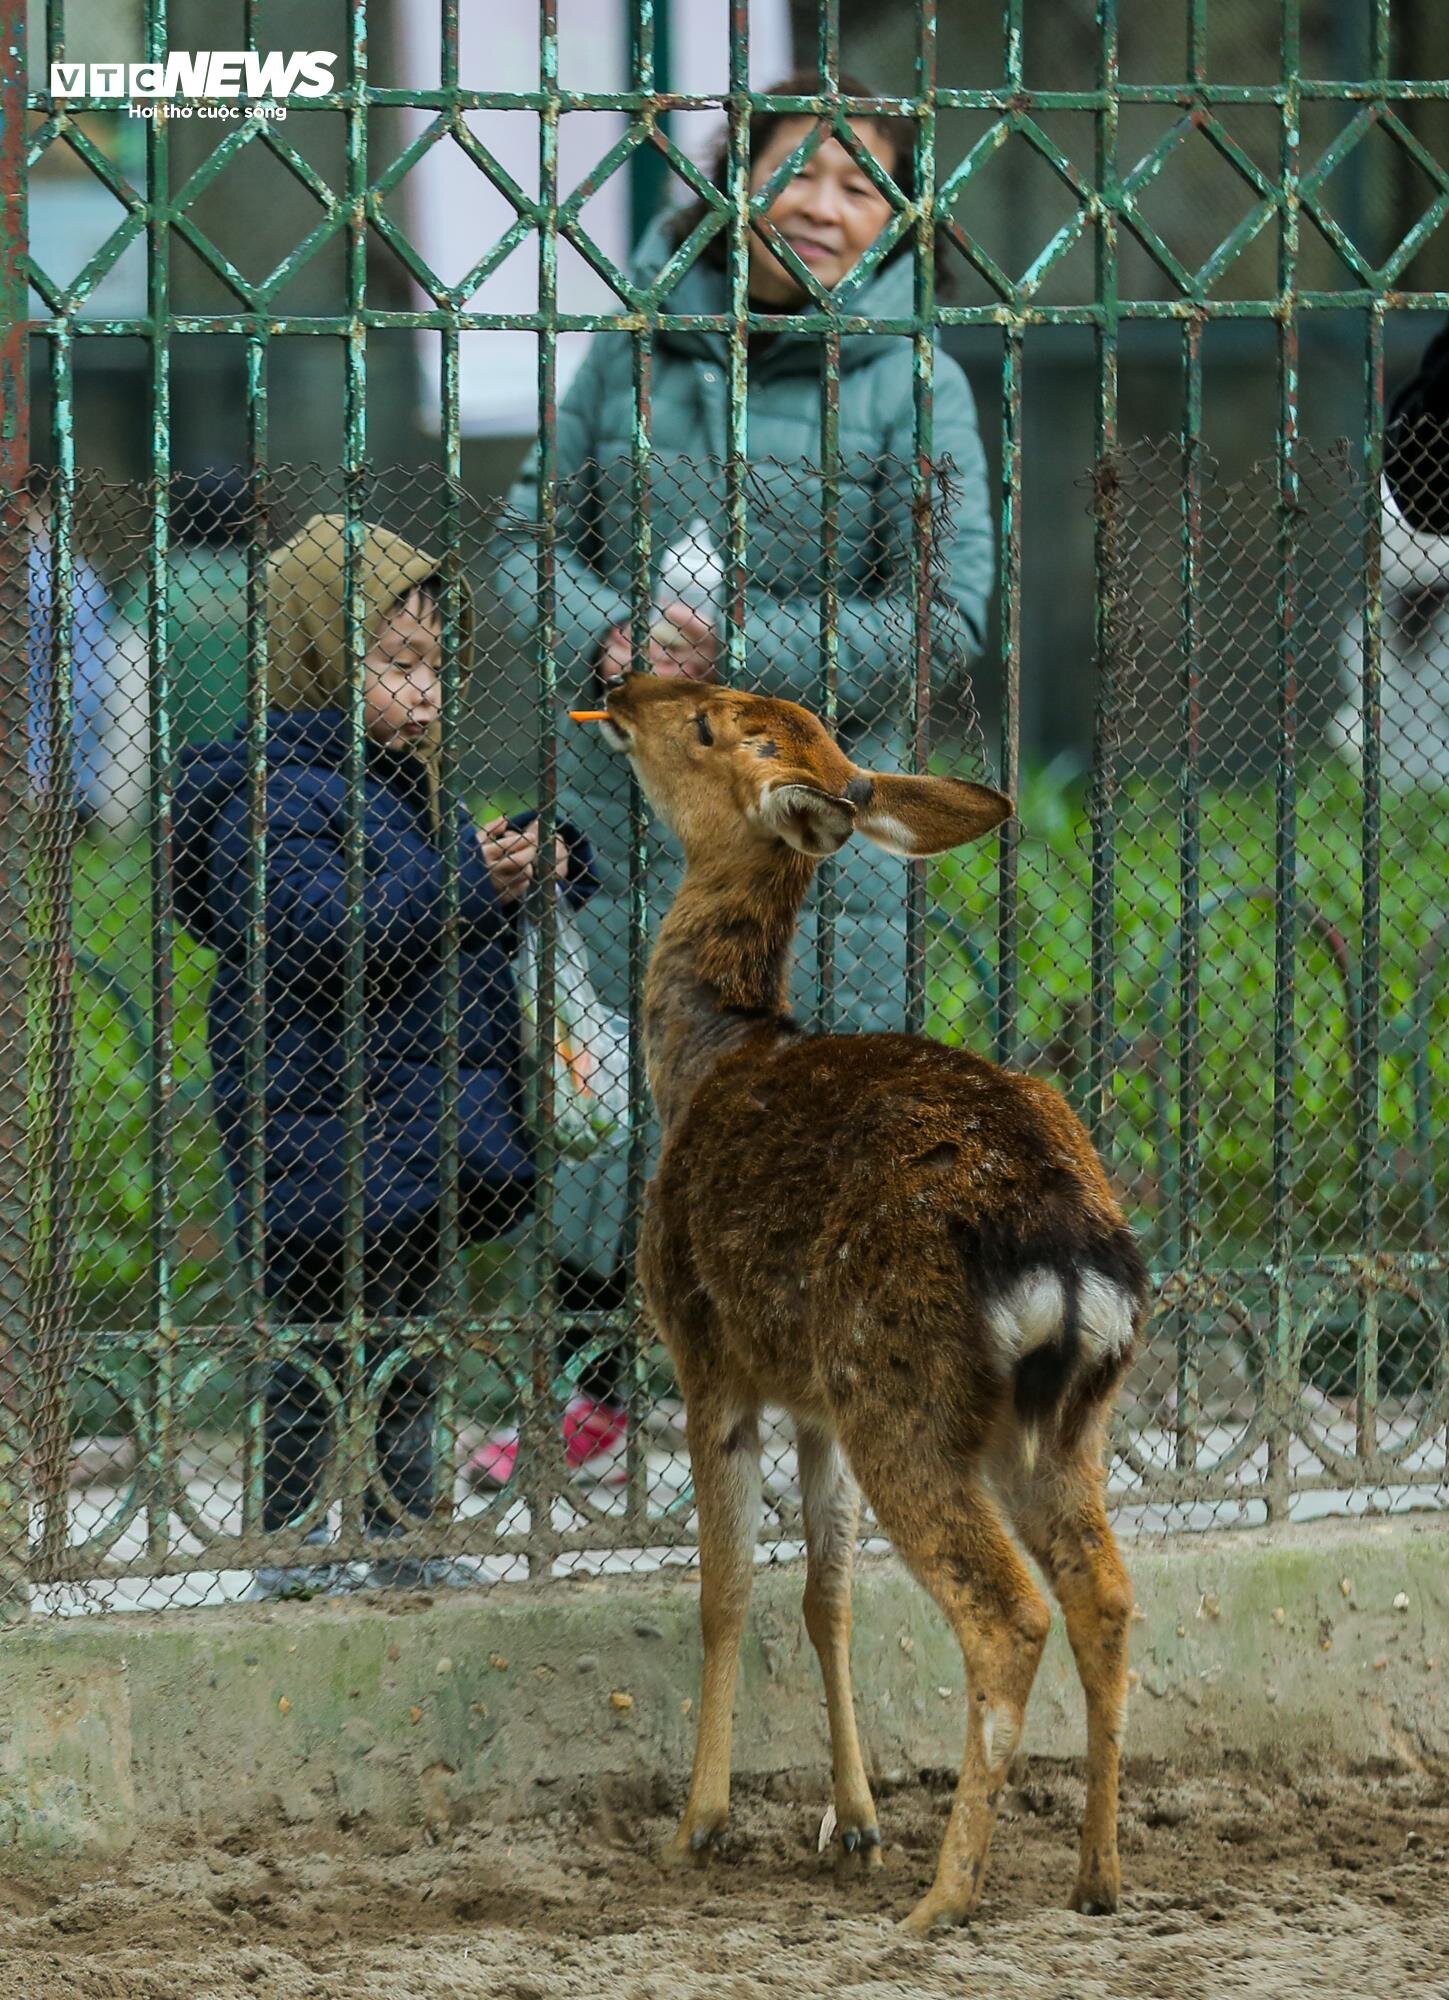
[2,1,1447,1617]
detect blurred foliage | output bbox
[930,753,1447,1265]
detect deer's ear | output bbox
[756,780,857,857]
[850,771,1013,857]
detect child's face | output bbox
[362,586,443,751]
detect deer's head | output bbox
[592,676,1013,864]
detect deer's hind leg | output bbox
[998,1425,1133,1915]
[665,1389,762,1867]
[844,1420,1052,1933]
[797,1421,881,1867]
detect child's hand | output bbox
[480,819,569,904]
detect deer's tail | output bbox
[952,1208,1147,1442]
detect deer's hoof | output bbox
[835,1824,884,1871]
[1070,1847,1120,1915]
[662,1817,726,1869]
[898,1891,973,1936]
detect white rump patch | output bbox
[986,1270,1065,1359]
[1078,1269,1137,1360]
[987,1266,1136,1365]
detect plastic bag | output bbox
[514,904,631,1159]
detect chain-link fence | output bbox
[4,432,1445,1618]
[6,2,1449,1617]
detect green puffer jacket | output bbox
[493,216,993,1275]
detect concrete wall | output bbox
[1,1518,1444,1859]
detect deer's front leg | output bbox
[665,1398,762,1866]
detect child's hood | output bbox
[264,513,475,711]
[175,510,479,943]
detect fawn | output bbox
[581,674,1148,1933]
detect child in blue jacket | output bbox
[175,514,596,1595]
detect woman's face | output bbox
[746,116,898,305]
[362,586,443,751]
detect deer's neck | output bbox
[644,851,815,1135]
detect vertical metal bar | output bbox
[809,0,842,1042]
[1176,316,1204,1472]
[433,0,464,1566]
[436,317,463,1523]
[523,0,562,1579]
[994,326,1023,1067]
[623,324,652,1524]
[905,0,937,1039]
[1369,0,1391,82]
[29,0,79,1583]
[806,0,841,1047]
[1267,0,1302,1522]
[624,0,656,1299]
[239,327,270,1535]
[1186,0,1207,87]
[36,0,77,1587]
[337,0,371,1551]
[32,341,77,1580]
[237,0,270,1544]
[0,0,30,1617]
[1355,303,1385,1466]
[1004,0,1024,92]
[144,0,177,1566]
[818,0,840,80]
[1089,0,1121,1153]
[433,1,464,1529]
[723,2,750,689]
[628,0,673,243]
[627,346,655,677]
[814,317,841,1035]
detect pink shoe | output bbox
[464,1401,629,1490]
[465,1428,519,1489]
[563,1395,629,1485]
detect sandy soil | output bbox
[1,1759,1445,2000]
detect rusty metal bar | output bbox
[1355,302,1386,1466]
[1175,315,1204,1472]
[0,0,31,1618]
[521,0,563,1579]
[905,0,938,1039]
[994,325,1023,1068]
[1089,0,1122,1153]
[1266,0,1302,1523]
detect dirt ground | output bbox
[1,1759,1445,2000]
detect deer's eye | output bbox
[695,711,714,747]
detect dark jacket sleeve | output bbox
[1385,319,1449,533]
[206,771,515,982]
